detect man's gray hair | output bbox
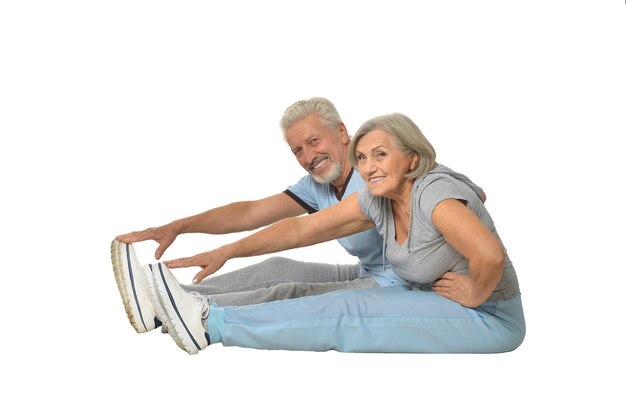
[280,97,343,132]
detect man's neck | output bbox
[330,165,354,200]
[330,144,353,195]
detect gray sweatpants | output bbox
[180,256,379,307]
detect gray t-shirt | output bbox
[357,164,519,302]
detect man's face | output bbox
[284,114,347,184]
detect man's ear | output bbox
[338,123,350,144]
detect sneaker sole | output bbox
[152,263,206,355]
[111,240,154,333]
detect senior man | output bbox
[113,97,405,334]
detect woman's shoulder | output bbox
[357,188,387,221]
[412,166,484,223]
[414,165,484,202]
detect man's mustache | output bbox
[307,155,329,170]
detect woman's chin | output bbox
[366,185,386,197]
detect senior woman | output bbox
[150,113,525,354]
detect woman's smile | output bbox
[356,129,415,199]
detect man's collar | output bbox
[330,167,354,200]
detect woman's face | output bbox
[355,129,417,198]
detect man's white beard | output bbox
[312,161,342,184]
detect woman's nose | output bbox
[365,161,378,174]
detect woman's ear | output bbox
[409,152,419,170]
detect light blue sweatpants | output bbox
[206,285,525,353]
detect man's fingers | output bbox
[116,229,152,243]
[155,240,173,260]
[115,232,141,243]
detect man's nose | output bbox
[302,147,316,165]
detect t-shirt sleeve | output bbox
[358,187,385,231]
[417,177,472,226]
[284,175,319,214]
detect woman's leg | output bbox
[206,286,526,353]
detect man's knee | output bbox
[260,256,299,269]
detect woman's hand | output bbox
[432,271,486,308]
[160,194,372,285]
[431,199,504,307]
[164,247,229,284]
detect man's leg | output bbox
[205,277,379,306]
[181,256,368,306]
[206,286,526,353]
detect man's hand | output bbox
[164,247,228,284]
[116,223,179,260]
[432,271,486,308]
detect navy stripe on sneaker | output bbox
[125,243,147,330]
[147,264,163,329]
[157,263,202,351]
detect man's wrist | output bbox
[172,218,188,235]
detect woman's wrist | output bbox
[216,243,236,263]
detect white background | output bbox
[1,1,625,415]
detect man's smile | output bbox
[309,156,329,171]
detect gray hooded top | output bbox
[357,164,519,302]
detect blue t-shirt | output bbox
[285,169,405,286]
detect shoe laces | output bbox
[190,291,209,319]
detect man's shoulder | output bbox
[284,174,327,210]
[339,169,366,198]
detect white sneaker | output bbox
[110,240,161,333]
[143,264,184,349]
[150,262,210,355]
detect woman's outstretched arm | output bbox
[164,193,374,283]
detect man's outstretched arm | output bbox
[116,192,307,259]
